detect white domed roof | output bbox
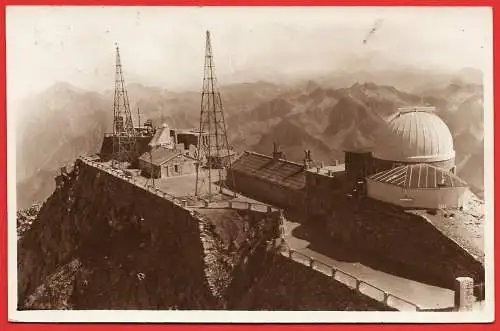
[372,107,455,163]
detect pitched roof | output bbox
[230,152,306,191]
[367,163,468,189]
[138,147,181,166]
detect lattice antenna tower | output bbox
[112,43,136,166]
[194,30,235,200]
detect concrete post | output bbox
[308,258,314,268]
[267,205,272,213]
[454,277,474,311]
[181,200,187,207]
[383,292,390,305]
[247,202,252,210]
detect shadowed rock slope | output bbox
[18,160,391,311]
[18,161,279,309]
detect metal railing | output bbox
[79,157,183,204]
[78,156,278,215]
[281,246,430,312]
[199,200,278,214]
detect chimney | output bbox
[303,149,312,170]
[272,141,284,159]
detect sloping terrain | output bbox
[17,161,281,309]
[234,254,394,311]
[17,161,390,311]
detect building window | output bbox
[174,164,179,173]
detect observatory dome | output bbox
[371,107,455,163]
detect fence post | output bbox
[383,292,389,305]
[308,257,314,268]
[454,277,474,312]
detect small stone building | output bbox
[138,147,196,179]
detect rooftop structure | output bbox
[367,163,467,189]
[231,151,306,191]
[138,147,183,166]
[148,124,174,149]
[372,107,455,164]
[308,163,346,177]
[366,163,469,209]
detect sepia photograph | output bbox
[6,6,494,323]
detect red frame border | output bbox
[0,1,497,330]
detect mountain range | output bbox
[14,68,485,209]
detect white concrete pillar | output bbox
[455,277,474,311]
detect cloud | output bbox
[6,6,491,103]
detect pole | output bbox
[137,107,141,130]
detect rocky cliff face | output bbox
[17,161,280,309]
[235,255,395,311]
[18,159,394,311]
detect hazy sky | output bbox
[7,6,492,102]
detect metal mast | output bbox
[194,30,235,200]
[112,43,136,166]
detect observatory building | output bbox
[345,107,457,182]
[230,106,468,211]
[343,106,467,209]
